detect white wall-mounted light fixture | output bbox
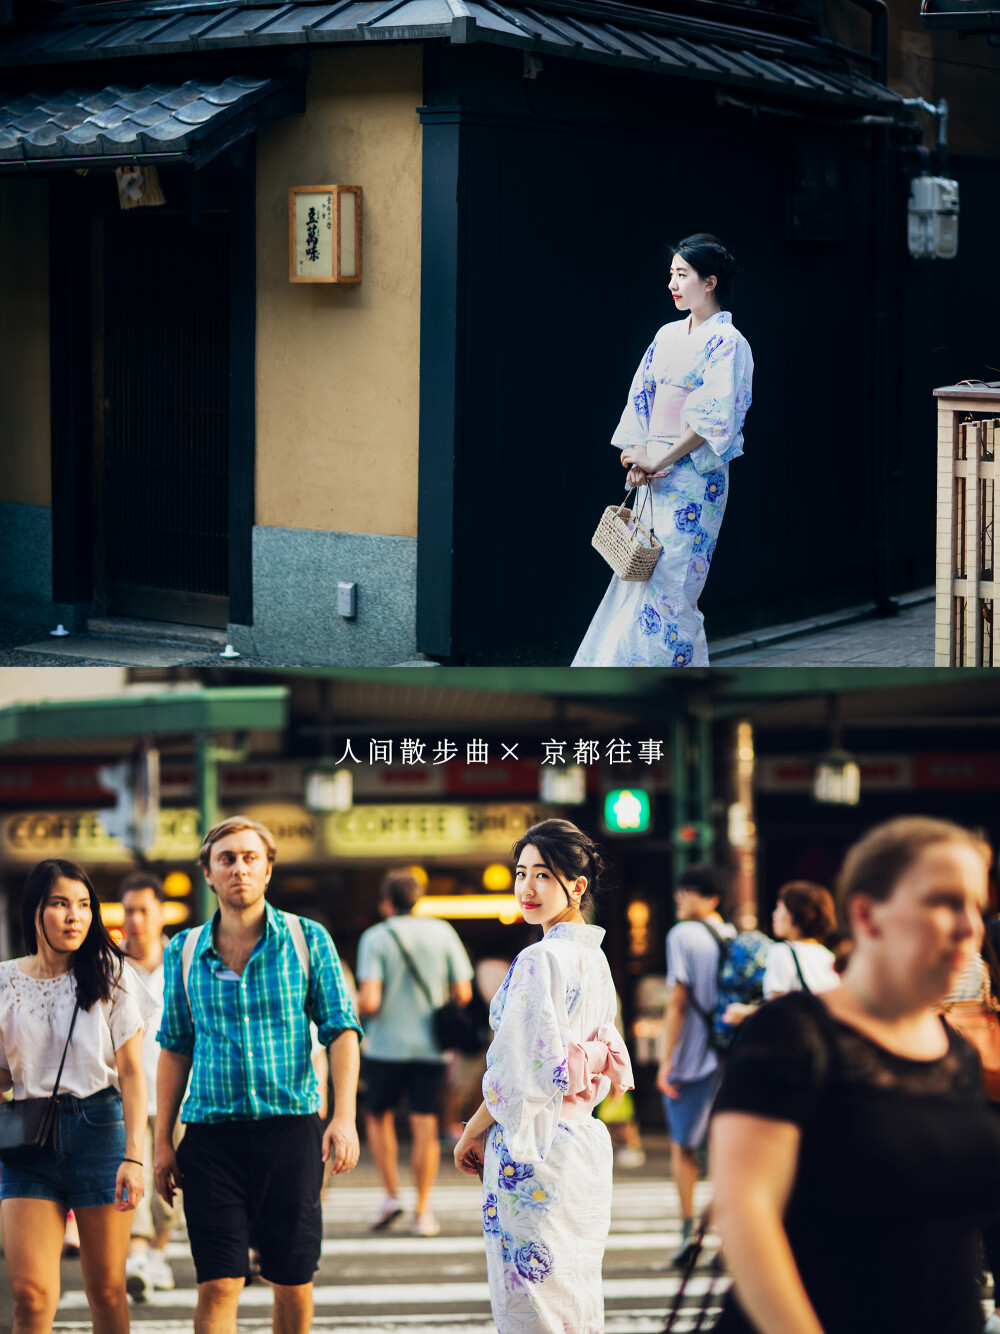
[304,766,354,813]
[289,185,362,284]
[812,695,860,806]
[538,765,587,805]
[812,751,861,806]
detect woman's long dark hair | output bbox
[22,859,123,1011]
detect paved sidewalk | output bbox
[708,590,935,667]
[0,591,936,668]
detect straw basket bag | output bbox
[591,487,662,582]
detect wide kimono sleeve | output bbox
[482,949,570,1164]
[609,335,659,451]
[684,328,753,473]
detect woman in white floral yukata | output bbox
[454,820,633,1334]
[573,233,754,667]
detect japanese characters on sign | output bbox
[289,185,362,284]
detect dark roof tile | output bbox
[0,1,908,119]
[0,72,301,167]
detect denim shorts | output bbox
[0,1087,126,1210]
[662,1069,722,1150]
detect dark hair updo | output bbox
[512,820,610,923]
[670,233,738,305]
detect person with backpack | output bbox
[721,882,839,1032]
[153,817,363,1334]
[656,864,735,1265]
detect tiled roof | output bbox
[0,72,303,167]
[0,0,904,111]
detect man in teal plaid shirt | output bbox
[154,816,362,1334]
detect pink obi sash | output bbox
[648,383,690,441]
[647,384,691,479]
[561,1023,634,1121]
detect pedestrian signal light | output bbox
[604,789,650,833]
[671,821,714,850]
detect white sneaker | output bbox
[369,1196,403,1231]
[145,1251,175,1291]
[411,1212,441,1237]
[615,1147,647,1168]
[125,1253,150,1303]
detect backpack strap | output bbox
[788,943,812,995]
[180,912,310,1010]
[281,912,311,984]
[683,920,728,1039]
[181,922,211,1006]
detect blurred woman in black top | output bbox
[710,816,1000,1334]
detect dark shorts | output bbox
[362,1056,445,1116]
[0,1087,125,1210]
[177,1116,323,1286]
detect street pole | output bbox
[695,707,714,864]
[195,732,220,926]
[195,732,252,924]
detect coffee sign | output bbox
[324,804,549,857]
[1,809,201,864]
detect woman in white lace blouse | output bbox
[0,859,156,1334]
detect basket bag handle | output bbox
[620,483,655,535]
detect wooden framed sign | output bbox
[289,185,362,284]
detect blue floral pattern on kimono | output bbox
[573,311,753,668]
[478,924,625,1334]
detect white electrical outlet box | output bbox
[337,582,357,617]
[907,175,959,260]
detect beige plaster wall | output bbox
[0,179,51,506]
[256,46,423,537]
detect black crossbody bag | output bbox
[0,999,81,1163]
[386,925,482,1055]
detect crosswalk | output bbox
[53,1177,728,1332]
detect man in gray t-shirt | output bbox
[656,864,735,1263]
[357,868,473,1237]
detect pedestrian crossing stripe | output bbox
[150,1230,718,1260]
[57,1275,727,1310]
[53,1317,716,1334]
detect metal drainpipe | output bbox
[842,0,898,615]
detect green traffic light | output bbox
[604,788,651,833]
